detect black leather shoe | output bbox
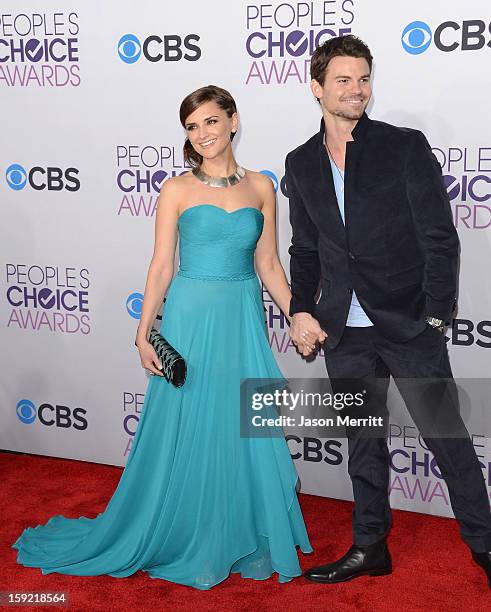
[471,551,491,588]
[304,539,392,584]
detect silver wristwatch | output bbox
[426,316,444,331]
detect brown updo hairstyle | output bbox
[179,85,238,170]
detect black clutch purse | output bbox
[136,329,187,387]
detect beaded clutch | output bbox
[136,330,187,387]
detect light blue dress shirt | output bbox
[328,156,373,327]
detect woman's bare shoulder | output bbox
[245,169,275,196]
[161,172,194,194]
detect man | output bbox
[285,34,491,587]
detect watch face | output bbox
[427,317,443,327]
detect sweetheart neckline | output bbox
[178,204,264,221]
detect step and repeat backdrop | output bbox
[1,1,490,519]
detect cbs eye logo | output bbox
[126,292,143,319]
[117,33,201,63]
[260,169,291,199]
[6,164,80,192]
[401,21,432,55]
[118,34,141,64]
[6,164,28,191]
[16,399,88,430]
[402,19,491,54]
[16,399,37,424]
[263,170,288,199]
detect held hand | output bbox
[136,339,164,377]
[290,313,328,356]
[296,341,316,358]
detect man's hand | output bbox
[290,312,327,357]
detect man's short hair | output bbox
[310,35,373,85]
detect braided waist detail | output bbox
[177,270,257,281]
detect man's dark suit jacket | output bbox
[285,112,459,349]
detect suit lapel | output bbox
[318,137,347,243]
[298,114,371,245]
[344,113,369,228]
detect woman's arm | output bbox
[254,173,326,354]
[254,174,293,322]
[135,178,181,375]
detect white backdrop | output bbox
[1,1,490,519]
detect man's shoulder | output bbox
[285,117,427,170]
[286,132,320,168]
[368,118,424,144]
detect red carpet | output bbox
[1,452,489,611]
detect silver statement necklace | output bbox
[192,164,246,188]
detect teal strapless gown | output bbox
[12,204,313,589]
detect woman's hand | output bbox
[290,312,327,356]
[136,339,164,377]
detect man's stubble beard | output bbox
[332,108,366,121]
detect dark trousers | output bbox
[323,325,491,552]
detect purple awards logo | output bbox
[0,11,80,87]
[388,426,491,508]
[116,144,191,216]
[433,145,491,230]
[245,1,354,85]
[5,264,91,334]
[122,392,144,457]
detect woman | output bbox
[13,85,321,589]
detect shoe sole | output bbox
[304,567,392,584]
